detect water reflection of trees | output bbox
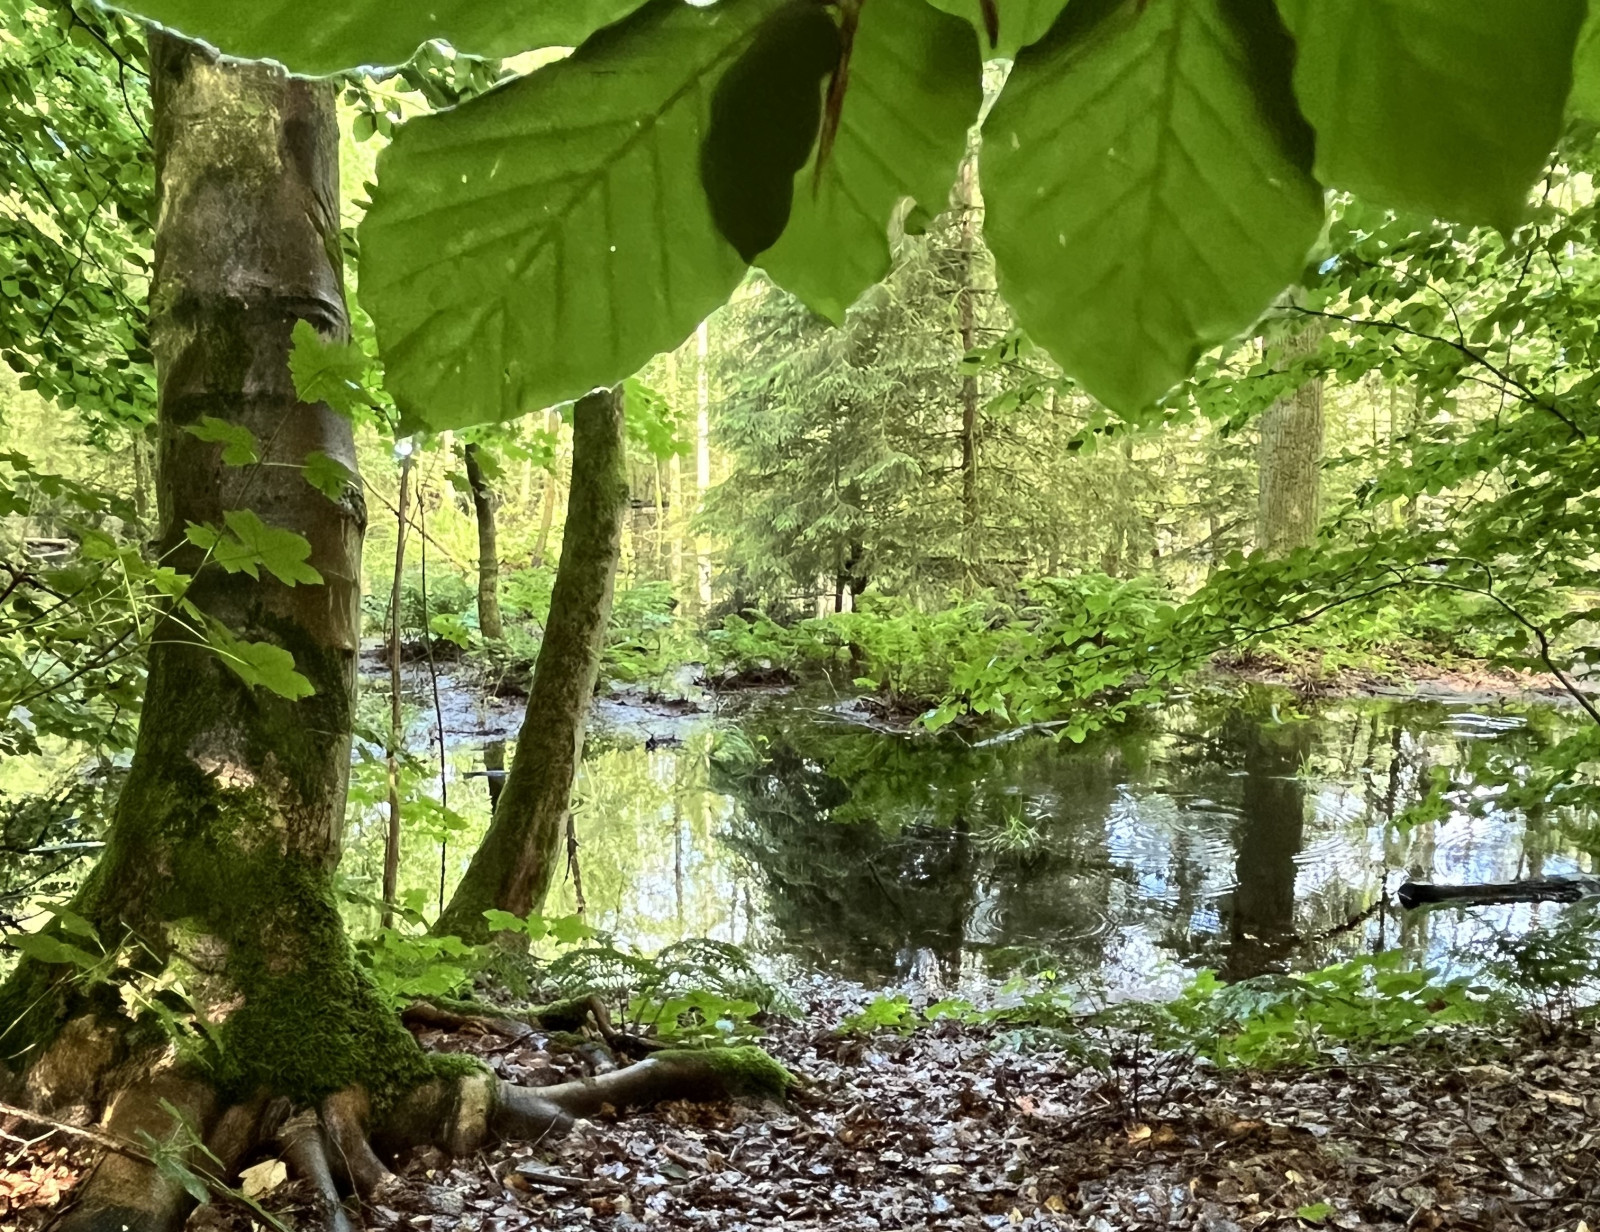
[716,694,1593,986]
[715,713,1142,983]
[339,687,1594,991]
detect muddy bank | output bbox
[1206,651,1594,709]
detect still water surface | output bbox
[343,679,1595,998]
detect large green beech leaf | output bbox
[101,0,646,75]
[1276,0,1585,233]
[360,0,781,431]
[983,0,1323,414]
[701,2,841,263]
[925,0,1068,60]
[759,0,981,323]
[1571,10,1600,123]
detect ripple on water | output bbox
[1445,709,1529,737]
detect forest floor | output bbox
[7,979,1598,1232]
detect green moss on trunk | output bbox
[0,31,425,1119]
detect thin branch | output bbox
[1293,305,1585,440]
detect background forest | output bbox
[4,0,1600,1229]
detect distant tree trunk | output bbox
[1256,321,1325,556]
[654,456,670,576]
[531,408,561,568]
[435,389,628,943]
[463,441,503,638]
[695,319,713,613]
[629,478,652,584]
[383,453,413,928]
[954,155,981,572]
[130,425,152,525]
[669,452,684,589]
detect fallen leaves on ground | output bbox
[6,979,1598,1230]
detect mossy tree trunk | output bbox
[462,441,503,639]
[0,42,782,1232]
[435,391,628,943]
[1256,321,1325,557]
[0,33,423,1232]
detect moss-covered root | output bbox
[506,1046,794,1123]
[384,1046,793,1159]
[51,1071,216,1232]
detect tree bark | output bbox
[435,390,628,943]
[1256,321,1325,557]
[463,441,503,639]
[0,34,455,1232]
[531,408,561,568]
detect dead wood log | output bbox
[1396,875,1600,910]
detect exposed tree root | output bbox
[403,992,664,1056]
[277,1110,352,1232]
[20,1042,791,1232]
[320,1089,400,1200]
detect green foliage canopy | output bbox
[87,0,1600,431]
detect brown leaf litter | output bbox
[5,979,1598,1230]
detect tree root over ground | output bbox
[3,999,788,1232]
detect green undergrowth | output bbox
[370,563,703,695]
[707,574,1507,740]
[836,950,1553,1070]
[353,900,792,1048]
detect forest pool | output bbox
[339,678,1597,1000]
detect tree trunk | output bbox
[0,32,433,1231]
[1256,322,1325,557]
[531,408,561,568]
[435,390,628,943]
[383,454,413,928]
[694,318,713,614]
[463,441,503,639]
[0,46,785,1230]
[954,155,981,574]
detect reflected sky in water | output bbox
[341,681,1596,999]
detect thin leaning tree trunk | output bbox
[954,153,981,576]
[463,441,503,639]
[383,454,413,928]
[434,389,628,943]
[531,407,561,568]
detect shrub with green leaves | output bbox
[1156,956,1490,1067]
